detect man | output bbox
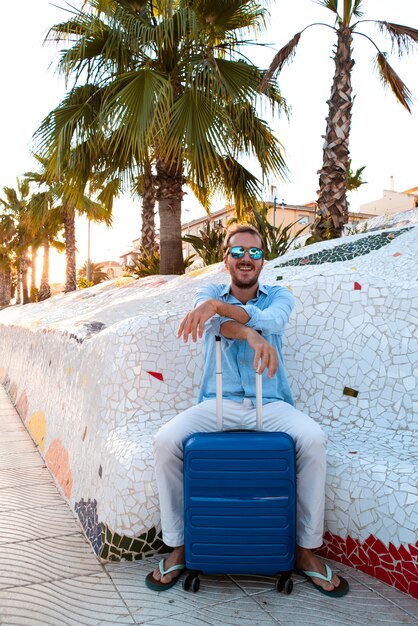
[146,224,349,597]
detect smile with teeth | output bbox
[237,264,254,271]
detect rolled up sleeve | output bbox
[242,287,294,335]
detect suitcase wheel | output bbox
[183,574,200,593]
[275,576,293,594]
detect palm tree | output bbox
[26,152,114,293]
[262,0,418,241]
[0,212,16,307]
[0,180,33,304]
[25,189,65,301]
[35,0,288,275]
[78,260,109,285]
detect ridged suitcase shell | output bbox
[184,430,296,575]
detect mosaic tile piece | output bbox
[317,532,418,599]
[15,390,28,422]
[45,439,73,498]
[98,524,166,561]
[146,371,164,382]
[276,228,411,268]
[74,498,102,556]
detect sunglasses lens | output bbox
[229,246,263,259]
[249,247,263,260]
[230,246,245,258]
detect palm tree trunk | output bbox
[156,159,185,275]
[141,169,156,254]
[38,239,51,301]
[30,246,38,301]
[21,252,30,305]
[64,205,77,292]
[0,266,10,307]
[15,258,22,305]
[0,271,5,308]
[311,25,354,242]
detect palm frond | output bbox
[259,32,301,91]
[374,52,413,113]
[227,102,287,179]
[104,69,173,164]
[352,0,365,18]
[314,0,339,15]
[377,22,418,57]
[167,87,230,179]
[96,178,122,210]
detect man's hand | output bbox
[177,300,218,342]
[246,329,278,378]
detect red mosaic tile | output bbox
[357,546,370,566]
[146,371,164,382]
[392,252,401,257]
[373,539,389,555]
[389,542,402,561]
[399,545,412,561]
[367,549,381,567]
[346,536,357,556]
[354,281,362,290]
[317,533,418,599]
[391,572,409,593]
[374,566,393,586]
[410,580,418,599]
[16,390,28,422]
[408,544,418,557]
[399,561,418,578]
[364,534,377,549]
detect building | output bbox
[181,201,376,255]
[359,178,418,217]
[119,237,142,268]
[98,260,125,279]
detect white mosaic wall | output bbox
[0,210,416,593]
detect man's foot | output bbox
[296,546,349,596]
[145,546,185,590]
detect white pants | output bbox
[153,398,327,549]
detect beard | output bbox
[232,274,260,289]
[229,263,262,290]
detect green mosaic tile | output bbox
[100,543,110,560]
[99,524,167,561]
[153,538,165,551]
[105,526,112,544]
[275,228,411,268]
[119,536,133,551]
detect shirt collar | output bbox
[221,283,268,299]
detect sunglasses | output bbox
[227,246,263,260]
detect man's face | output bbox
[224,232,264,290]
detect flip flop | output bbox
[298,564,349,598]
[145,559,186,591]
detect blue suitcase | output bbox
[183,337,296,593]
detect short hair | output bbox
[223,223,266,253]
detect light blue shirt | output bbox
[195,283,295,406]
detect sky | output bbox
[1,0,417,281]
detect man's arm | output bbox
[240,287,294,336]
[177,299,249,343]
[219,321,278,378]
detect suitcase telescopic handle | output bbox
[215,336,263,431]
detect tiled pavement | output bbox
[0,385,416,626]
